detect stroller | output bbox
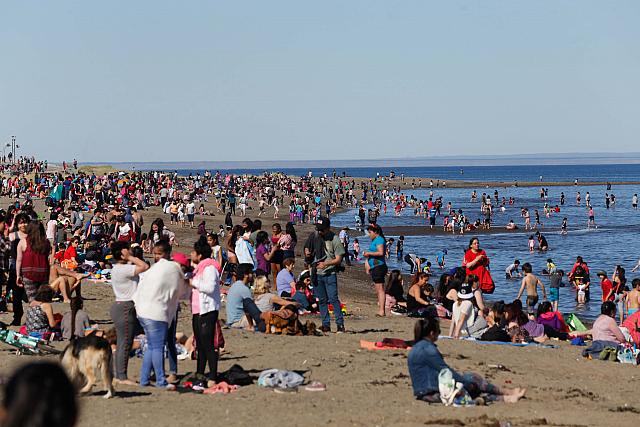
[0,327,61,356]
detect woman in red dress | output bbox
[462,237,494,294]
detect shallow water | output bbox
[331,183,640,321]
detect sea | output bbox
[168,163,640,184]
[157,163,640,321]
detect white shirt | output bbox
[133,259,188,323]
[192,265,221,314]
[452,300,476,336]
[111,263,139,301]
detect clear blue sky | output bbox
[1,1,639,162]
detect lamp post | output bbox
[10,136,17,164]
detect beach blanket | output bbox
[360,338,413,351]
[439,336,557,348]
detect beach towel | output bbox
[439,336,557,348]
[359,338,413,351]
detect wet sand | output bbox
[0,195,638,427]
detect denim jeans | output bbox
[138,317,169,387]
[315,273,343,328]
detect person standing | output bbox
[462,238,494,294]
[7,213,30,325]
[110,241,149,386]
[133,241,187,390]
[189,236,221,387]
[16,222,51,304]
[339,226,351,266]
[363,224,388,317]
[304,217,345,333]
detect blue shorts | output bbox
[549,287,559,302]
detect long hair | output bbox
[26,222,50,255]
[285,222,297,243]
[410,272,429,287]
[228,225,243,250]
[385,269,403,294]
[414,317,440,342]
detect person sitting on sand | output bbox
[535,301,569,340]
[449,280,485,339]
[408,317,526,404]
[505,220,518,230]
[384,269,407,314]
[590,301,626,346]
[25,286,58,337]
[406,272,433,317]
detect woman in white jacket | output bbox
[190,236,222,385]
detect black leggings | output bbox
[543,325,568,341]
[192,311,219,381]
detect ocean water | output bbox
[170,163,640,183]
[329,183,640,321]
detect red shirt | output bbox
[64,245,77,261]
[601,278,614,302]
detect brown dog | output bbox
[60,334,115,399]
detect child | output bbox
[549,269,564,312]
[352,238,360,261]
[61,297,93,340]
[435,249,447,269]
[516,262,547,314]
[528,235,535,252]
[396,235,404,261]
[576,276,587,304]
[561,217,568,235]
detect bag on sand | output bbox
[566,314,588,332]
[438,369,473,406]
[257,369,304,389]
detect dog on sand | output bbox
[60,334,115,399]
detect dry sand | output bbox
[0,195,638,427]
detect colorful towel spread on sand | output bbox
[360,338,412,351]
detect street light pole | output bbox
[11,136,16,164]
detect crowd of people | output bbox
[3,162,640,425]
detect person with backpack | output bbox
[303,216,346,333]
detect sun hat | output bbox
[172,252,190,268]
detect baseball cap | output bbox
[172,252,191,268]
[458,282,474,300]
[316,216,330,231]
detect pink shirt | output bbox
[592,315,625,343]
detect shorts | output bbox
[187,214,195,222]
[526,295,539,311]
[549,287,559,302]
[370,265,388,284]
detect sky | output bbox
[1,1,639,163]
